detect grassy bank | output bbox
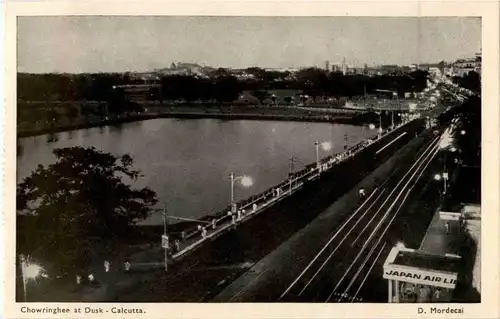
[17,103,375,138]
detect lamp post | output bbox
[230,173,253,211]
[376,112,383,137]
[434,173,449,195]
[314,140,332,171]
[289,157,305,194]
[19,255,44,302]
[315,140,320,165]
[162,205,168,272]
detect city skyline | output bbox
[18,16,481,74]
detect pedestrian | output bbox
[433,288,442,302]
[104,260,110,273]
[237,210,242,221]
[253,203,257,211]
[444,222,450,234]
[76,274,82,285]
[212,219,216,230]
[419,285,431,303]
[124,260,131,272]
[88,273,95,284]
[174,239,181,252]
[408,283,417,301]
[201,227,207,238]
[231,214,236,225]
[392,294,398,303]
[359,188,366,198]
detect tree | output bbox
[213,75,241,104]
[252,90,271,104]
[16,147,158,274]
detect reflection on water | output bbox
[18,119,374,225]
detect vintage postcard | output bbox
[2,1,499,318]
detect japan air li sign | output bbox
[383,265,458,289]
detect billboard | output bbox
[383,265,458,289]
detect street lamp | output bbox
[19,255,45,302]
[161,205,169,272]
[229,173,254,211]
[439,130,454,150]
[375,112,383,137]
[434,172,449,194]
[289,156,305,194]
[315,140,332,166]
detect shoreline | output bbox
[17,109,374,138]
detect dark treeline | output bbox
[17,68,432,104]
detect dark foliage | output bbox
[17,147,158,273]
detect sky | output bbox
[17,16,481,73]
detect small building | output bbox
[384,247,461,303]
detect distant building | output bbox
[114,84,162,103]
[453,58,477,77]
[155,62,211,78]
[474,51,482,75]
[428,67,442,77]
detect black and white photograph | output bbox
[4,4,495,315]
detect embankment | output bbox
[17,103,377,138]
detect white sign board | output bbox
[161,235,169,249]
[383,265,458,289]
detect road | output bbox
[213,125,447,302]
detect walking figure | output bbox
[359,188,366,198]
[419,285,431,303]
[124,260,131,272]
[231,214,236,225]
[104,260,110,273]
[444,222,450,234]
[252,203,257,211]
[76,274,82,285]
[88,273,95,283]
[201,227,207,238]
[433,288,442,302]
[174,239,181,252]
[212,219,216,230]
